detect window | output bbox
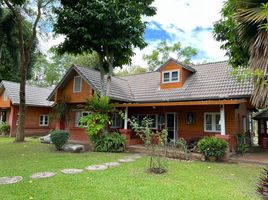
[73,76,82,93]
[75,111,90,127]
[39,115,49,126]
[110,113,122,128]
[3,91,8,101]
[204,113,221,132]
[137,114,158,129]
[162,70,180,83]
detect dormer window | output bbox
[73,76,82,93]
[162,70,180,83]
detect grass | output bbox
[0,137,262,200]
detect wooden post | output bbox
[124,107,128,130]
[220,105,226,135]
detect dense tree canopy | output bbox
[30,51,99,87]
[143,41,198,71]
[0,7,36,82]
[214,0,268,107]
[54,0,156,96]
[213,0,250,67]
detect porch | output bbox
[118,99,252,151]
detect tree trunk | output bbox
[105,51,114,96]
[16,61,27,142]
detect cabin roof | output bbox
[48,60,254,103]
[0,81,53,107]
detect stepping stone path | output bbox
[61,169,84,174]
[30,172,56,179]
[0,176,23,185]
[118,158,135,163]
[85,165,108,171]
[0,154,143,185]
[104,162,121,167]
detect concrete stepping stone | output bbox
[61,169,84,174]
[85,165,108,171]
[118,158,135,163]
[129,154,142,159]
[0,176,23,185]
[103,162,120,167]
[30,172,56,179]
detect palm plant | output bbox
[235,0,268,107]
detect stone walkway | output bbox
[0,154,142,185]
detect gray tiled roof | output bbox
[49,60,254,103]
[0,81,53,107]
[253,109,268,119]
[120,60,253,102]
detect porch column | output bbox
[220,105,226,135]
[124,107,128,130]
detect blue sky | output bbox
[42,0,226,67]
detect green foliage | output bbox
[94,132,126,152]
[198,137,228,161]
[80,94,117,139]
[50,130,69,151]
[256,167,268,198]
[213,0,250,67]
[0,7,37,82]
[50,101,69,121]
[143,41,198,71]
[127,115,168,173]
[84,94,117,114]
[54,0,156,96]
[0,122,10,136]
[236,133,249,154]
[80,112,109,138]
[115,65,148,76]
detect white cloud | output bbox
[131,0,227,67]
[38,33,65,54]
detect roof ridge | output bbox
[117,70,158,78]
[2,80,52,91]
[194,60,228,66]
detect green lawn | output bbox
[0,137,262,200]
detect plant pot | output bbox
[208,156,217,162]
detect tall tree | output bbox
[2,0,53,142]
[0,7,36,82]
[30,51,100,87]
[54,0,156,96]
[143,41,198,71]
[214,0,268,108]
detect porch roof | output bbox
[253,109,268,120]
[117,99,247,107]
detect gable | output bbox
[0,88,11,108]
[55,71,93,103]
[159,60,192,90]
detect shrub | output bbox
[257,167,268,198]
[0,122,10,136]
[236,133,249,154]
[50,130,69,150]
[198,137,228,161]
[94,132,126,152]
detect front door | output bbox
[166,113,178,141]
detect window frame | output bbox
[3,91,8,101]
[204,112,221,133]
[73,76,82,93]
[75,111,90,128]
[39,115,49,127]
[162,70,180,83]
[110,113,122,128]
